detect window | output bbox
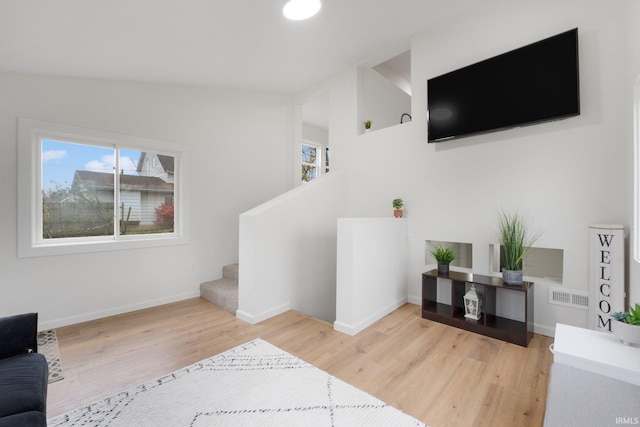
[301,142,329,183]
[18,118,188,257]
[301,143,318,182]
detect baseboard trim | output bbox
[534,322,556,337]
[236,303,291,324]
[39,290,201,330]
[334,297,408,336]
[407,295,421,305]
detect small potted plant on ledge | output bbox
[431,244,455,276]
[497,211,540,285]
[392,198,404,218]
[611,303,640,346]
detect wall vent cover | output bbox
[548,287,589,310]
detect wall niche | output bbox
[359,49,412,134]
[490,245,564,283]
[426,240,473,270]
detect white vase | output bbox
[611,319,640,346]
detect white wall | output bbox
[303,123,328,145]
[0,73,292,329]
[335,218,408,335]
[327,0,635,336]
[238,169,348,324]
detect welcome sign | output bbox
[588,224,625,333]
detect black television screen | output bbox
[427,28,580,142]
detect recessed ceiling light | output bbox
[283,0,321,21]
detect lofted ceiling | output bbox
[0,0,484,94]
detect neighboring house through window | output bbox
[67,154,175,237]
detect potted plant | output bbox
[611,303,640,346]
[431,244,455,275]
[497,211,540,285]
[392,198,404,218]
[363,120,372,132]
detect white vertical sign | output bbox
[588,224,625,332]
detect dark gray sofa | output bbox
[0,313,48,427]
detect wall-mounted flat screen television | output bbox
[427,28,579,143]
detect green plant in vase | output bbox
[392,198,404,218]
[611,303,640,346]
[431,244,455,275]
[497,211,540,284]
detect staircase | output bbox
[200,263,238,314]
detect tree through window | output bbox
[301,142,329,182]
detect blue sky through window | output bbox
[42,140,141,191]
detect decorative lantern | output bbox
[464,284,482,320]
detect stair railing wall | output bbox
[237,169,348,324]
[334,217,408,335]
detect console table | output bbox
[421,269,534,346]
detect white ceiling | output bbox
[0,0,484,94]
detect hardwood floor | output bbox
[48,298,554,427]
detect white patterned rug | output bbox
[37,329,64,383]
[47,338,427,426]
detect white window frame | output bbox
[18,117,189,257]
[324,146,330,174]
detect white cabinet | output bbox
[553,323,640,386]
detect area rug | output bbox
[47,338,427,426]
[37,329,64,383]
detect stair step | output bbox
[222,263,239,280]
[200,262,239,314]
[200,278,238,314]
